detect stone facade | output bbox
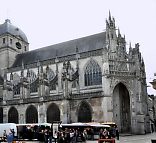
[148,95,156,132]
[0,13,150,134]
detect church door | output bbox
[78,101,92,122]
[47,103,60,123]
[8,107,18,123]
[26,105,38,123]
[113,83,131,133]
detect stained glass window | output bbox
[84,60,102,86]
[29,70,38,93]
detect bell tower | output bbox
[0,19,29,71]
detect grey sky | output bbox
[0,0,156,94]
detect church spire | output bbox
[109,10,112,21]
[106,11,117,54]
[129,42,132,49]
[118,28,121,37]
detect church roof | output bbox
[12,32,106,67]
[0,19,28,42]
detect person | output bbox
[90,128,94,140]
[53,130,57,143]
[116,127,119,140]
[103,128,109,139]
[82,130,87,143]
[44,128,49,143]
[7,129,14,143]
[57,131,65,143]
[99,129,104,139]
[3,130,7,141]
[11,129,15,138]
[83,129,88,140]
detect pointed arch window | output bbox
[47,103,60,123]
[78,101,92,122]
[71,68,76,88]
[26,105,38,123]
[13,73,20,95]
[13,84,20,95]
[29,70,38,93]
[84,60,102,86]
[47,68,56,90]
[29,70,37,83]
[8,107,18,123]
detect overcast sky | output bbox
[0,0,156,94]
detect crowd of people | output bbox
[1,124,119,143]
[44,126,119,143]
[99,126,119,140]
[18,126,89,143]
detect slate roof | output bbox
[0,19,28,42]
[12,32,106,68]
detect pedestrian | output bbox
[11,129,15,138]
[7,129,14,143]
[116,127,119,140]
[103,128,109,139]
[3,130,7,141]
[44,128,49,143]
[53,130,58,143]
[57,131,65,143]
[82,129,88,142]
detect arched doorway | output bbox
[0,107,3,123]
[78,101,92,122]
[47,103,60,123]
[113,83,131,133]
[8,107,18,123]
[26,105,38,123]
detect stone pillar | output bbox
[61,61,72,123]
[55,58,59,95]
[102,96,113,122]
[39,70,45,97]
[19,114,25,124]
[3,81,13,101]
[38,103,46,123]
[136,114,145,134]
[3,107,8,123]
[20,78,29,99]
[61,100,70,123]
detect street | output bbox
[86,133,156,143]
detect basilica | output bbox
[0,13,150,134]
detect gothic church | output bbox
[0,13,150,134]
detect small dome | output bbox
[0,19,28,42]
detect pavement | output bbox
[86,132,156,143]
